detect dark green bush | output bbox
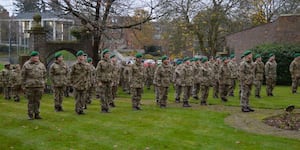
[250,43,300,85]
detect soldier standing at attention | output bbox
[2,64,12,100]
[11,64,22,102]
[145,61,154,90]
[182,57,193,107]
[155,55,171,108]
[228,54,238,97]
[192,58,201,100]
[21,51,47,120]
[123,62,132,94]
[219,57,231,102]
[86,57,96,106]
[110,54,120,107]
[212,57,221,98]
[49,52,69,112]
[289,53,300,94]
[96,49,113,113]
[265,53,277,96]
[70,50,89,115]
[173,60,184,103]
[199,57,212,105]
[130,53,145,110]
[239,50,255,112]
[253,54,264,98]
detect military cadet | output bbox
[11,64,22,102]
[86,57,96,106]
[110,54,120,107]
[199,57,212,105]
[265,53,277,96]
[49,52,69,112]
[123,61,132,94]
[239,50,255,112]
[253,54,264,98]
[173,60,184,103]
[154,55,171,108]
[2,64,12,100]
[228,54,238,96]
[70,50,89,115]
[212,56,221,98]
[192,58,201,100]
[289,53,300,94]
[21,51,47,120]
[153,62,160,104]
[219,57,231,102]
[130,53,145,110]
[120,61,126,92]
[145,61,154,90]
[96,49,113,113]
[182,57,193,107]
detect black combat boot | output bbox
[200,101,207,106]
[221,97,228,102]
[175,98,180,103]
[182,101,192,107]
[241,107,250,112]
[34,114,42,119]
[109,102,116,107]
[247,107,255,112]
[193,96,199,100]
[28,114,34,120]
[14,96,20,102]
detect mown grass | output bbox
[0,85,299,150]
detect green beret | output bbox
[176,60,182,65]
[161,55,168,61]
[102,49,110,56]
[190,58,195,62]
[243,50,252,57]
[222,57,227,62]
[30,51,39,57]
[135,53,143,58]
[268,53,274,58]
[194,57,199,61]
[87,57,92,63]
[230,54,235,59]
[201,57,208,63]
[76,50,84,57]
[183,57,190,62]
[110,54,116,58]
[294,53,300,58]
[55,52,62,58]
[254,54,261,59]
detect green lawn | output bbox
[0,85,299,150]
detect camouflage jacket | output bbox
[87,63,96,87]
[265,60,277,79]
[193,63,202,84]
[111,63,120,86]
[130,61,144,88]
[21,60,47,88]
[49,61,69,87]
[70,61,89,90]
[219,63,231,85]
[199,65,212,86]
[289,58,300,78]
[183,63,194,86]
[11,68,22,87]
[212,61,220,80]
[154,63,171,87]
[173,64,184,86]
[96,58,113,83]
[145,66,154,80]
[1,68,12,87]
[123,64,131,80]
[239,60,254,86]
[253,61,264,81]
[228,60,238,79]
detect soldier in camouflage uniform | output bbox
[192,58,201,100]
[265,54,277,96]
[110,54,120,107]
[289,53,300,94]
[199,57,212,105]
[219,57,231,102]
[86,57,96,106]
[182,57,193,107]
[253,54,264,98]
[123,62,132,94]
[96,49,113,113]
[154,55,171,108]
[21,51,47,119]
[49,52,69,111]
[145,61,154,90]
[11,64,22,102]
[228,54,238,96]
[120,61,126,92]
[239,50,255,112]
[2,64,12,100]
[173,60,184,103]
[70,50,90,115]
[212,57,221,98]
[130,53,145,110]
[153,62,160,104]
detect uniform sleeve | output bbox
[21,64,26,86]
[265,62,269,77]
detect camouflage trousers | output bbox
[266,77,276,96]
[146,78,153,89]
[254,80,263,96]
[53,86,65,109]
[74,89,86,113]
[12,85,21,101]
[159,86,169,106]
[100,82,112,111]
[155,86,160,103]
[87,86,94,104]
[228,79,236,96]
[122,79,130,94]
[292,76,300,93]
[3,86,12,99]
[25,87,43,116]
[213,81,219,98]
[201,85,209,103]
[192,83,201,98]
[131,87,143,108]
[110,85,118,105]
[240,84,252,107]
[219,84,230,100]
[175,85,183,101]
[183,86,192,102]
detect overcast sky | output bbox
[0,0,15,15]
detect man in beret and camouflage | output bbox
[253,54,264,98]
[49,52,69,112]
[289,53,300,94]
[192,57,202,100]
[11,64,22,102]
[70,50,89,115]
[130,53,145,110]
[199,57,212,105]
[239,50,255,112]
[173,60,184,103]
[212,56,221,98]
[219,57,231,102]
[2,64,12,100]
[85,57,95,108]
[110,53,120,107]
[265,53,277,96]
[228,54,238,97]
[154,55,171,108]
[96,49,113,113]
[182,57,193,107]
[145,61,154,90]
[21,51,47,119]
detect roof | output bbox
[14,11,74,20]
